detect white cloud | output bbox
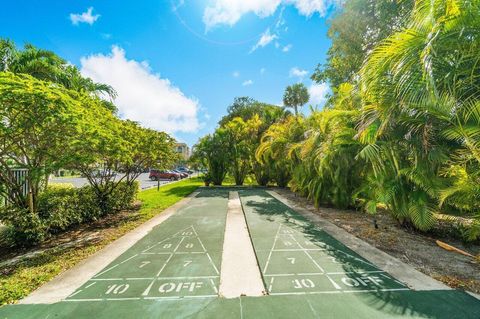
[282,44,292,52]
[232,71,240,77]
[80,46,200,134]
[203,0,337,29]
[250,28,278,53]
[70,7,100,25]
[309,82,330,106]
[260,67,266,75]
[203,0,281,30]
[295,0,332,16]
[289,67,308,79]
[242,79,254,86]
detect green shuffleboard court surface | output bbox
[239,189,407,296]
[65,188,229,301]
[1,188,479,319]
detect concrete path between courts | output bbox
[219,191,265,298]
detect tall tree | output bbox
[358,0,480,232]
[192,131,231,185]
[0,73,107,214]
[283,83,309,116]
[219,96,287,126]
[0,39,116,101]
[223,115,262,185]
[311,0,414,106]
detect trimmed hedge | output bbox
[0,181,139,246]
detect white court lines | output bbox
[262,271,385,277]
[276,221,379,269]
[65,295,218,302]
[93,254,139,278]
[288,233,325,273]
[73,223,221,301]
[272,249,325,252]
[142,233,188,296]
[142,252,205,255]
[93,225,201,279]
[268,277,275,291]
[263,224,282,274]
[88,276,220,281]
[258,219,408,295]
[142,226,194,253]
[191,225,219,275]
[269,288,410,296]
[140,224,219,297]
[155,237,185,276]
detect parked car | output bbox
[177,167,193,174]
[173,170,188,178]
[149,169,180,181]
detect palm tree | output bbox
[283,83,310,116]
[0,39,117,100]
[0,39,16,71]
[358,0,480,232]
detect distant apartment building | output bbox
[175,143,190,160]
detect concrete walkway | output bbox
[219,191,265,298]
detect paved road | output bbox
[50,173,173,190]
[2,188,479,318]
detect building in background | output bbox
[175,143,190,161]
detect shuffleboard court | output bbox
[2,187,480,319]
[65,188,229,302]
[239,189,409,295]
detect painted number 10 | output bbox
[105,284,129,295]
[292,279,315,289]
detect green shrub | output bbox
[0,181,139,246]
[104,181,139,212]
[38,185,83,233]
[0,206,46,245]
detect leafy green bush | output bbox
[0,206,46,245]
[104,181,139,212]
[38,184,83,233]
[0,181,139,246]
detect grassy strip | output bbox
[0,177,202,306]
[222,174,258,186]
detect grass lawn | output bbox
[0,177,202,306]
[222,174,259,186]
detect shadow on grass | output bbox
[0,239,98,306]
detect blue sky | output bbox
[0,0,335,146]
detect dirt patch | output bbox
[274,188,480,294]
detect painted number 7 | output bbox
[183,260,192,267]
[287,257,296,264]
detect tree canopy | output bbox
[283,83,310,116]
